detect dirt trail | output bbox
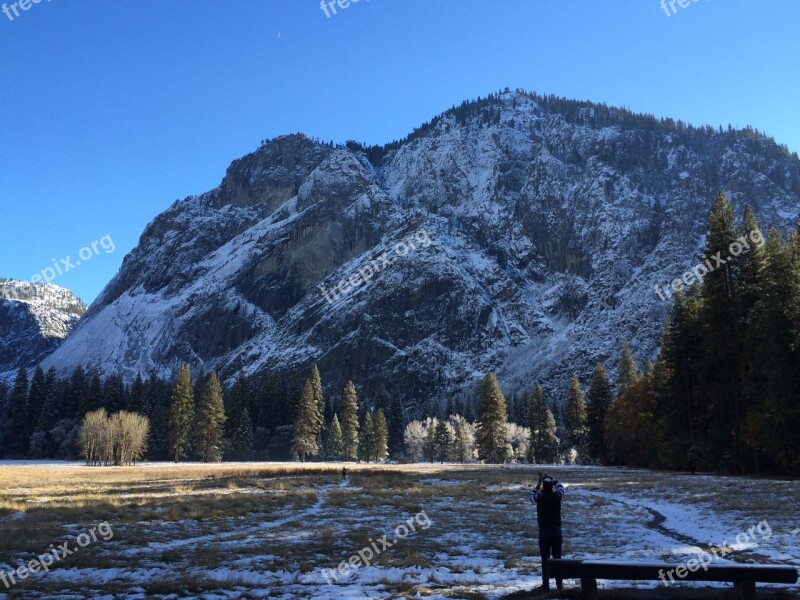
[581,489,792,567]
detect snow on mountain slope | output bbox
[40,91,800,412]
[0,279,86,379]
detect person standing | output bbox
[529,474,565,592]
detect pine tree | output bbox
[781,229,800,471]
[308,364,325,448]
[65,367,87,421]
[564,374,588,452]
[737,206,767,319]
[85,374,102,415]
[606,374,658,468]
[340,380,360,461]
[358,412,375,462]
[287,375,307,441]
[527,385,558,464]
[432,419,453,463]
[617,341,639,393]
[36,368,57,432]
[424,417,438,462]
[700,191,744,472]
[83,374,104,418]
[748,228,800,471]
[587,363,613,463]
[292,371,322,462]
[226,374,254,460]
[8,367,30,456]
[129,374,145,414]
[737,206,768,471]
[475,372,511,463]
[27,367,47,435]
[373,409,389,462]
[642,359,655,381]
[168,363,195,462]
[194,373,226,463]
[388,393,405,458]
[658,288,707,467]
[450,415,472,463]
[143,373,169,460]
[193,371,206,415]
[327,414,345,461]
[104,375,127,413]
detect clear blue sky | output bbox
[1,0,798,304]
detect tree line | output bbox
[0,331,684,468]
[605,193,800,475]
[1,192,795,472]
[0,356,596,466]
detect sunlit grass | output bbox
[0,462,797,598]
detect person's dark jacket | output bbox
[529,481,565,528]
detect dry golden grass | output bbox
[0,462,797,598]
[0,463,495,595]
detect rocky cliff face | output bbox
[0,280,86,379]
[40,91,800,412]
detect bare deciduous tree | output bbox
[80,408,109,466]
[80,409,149,466]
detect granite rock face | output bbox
[40,91,800,412]
[0,280,86,379]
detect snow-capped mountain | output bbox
[0,279,86,378]
[40,90,800,411]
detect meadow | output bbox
[0,462,798,599]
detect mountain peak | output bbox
[36,93,800,413]
[0,279,86,378]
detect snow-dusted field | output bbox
[0,462,798,599]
